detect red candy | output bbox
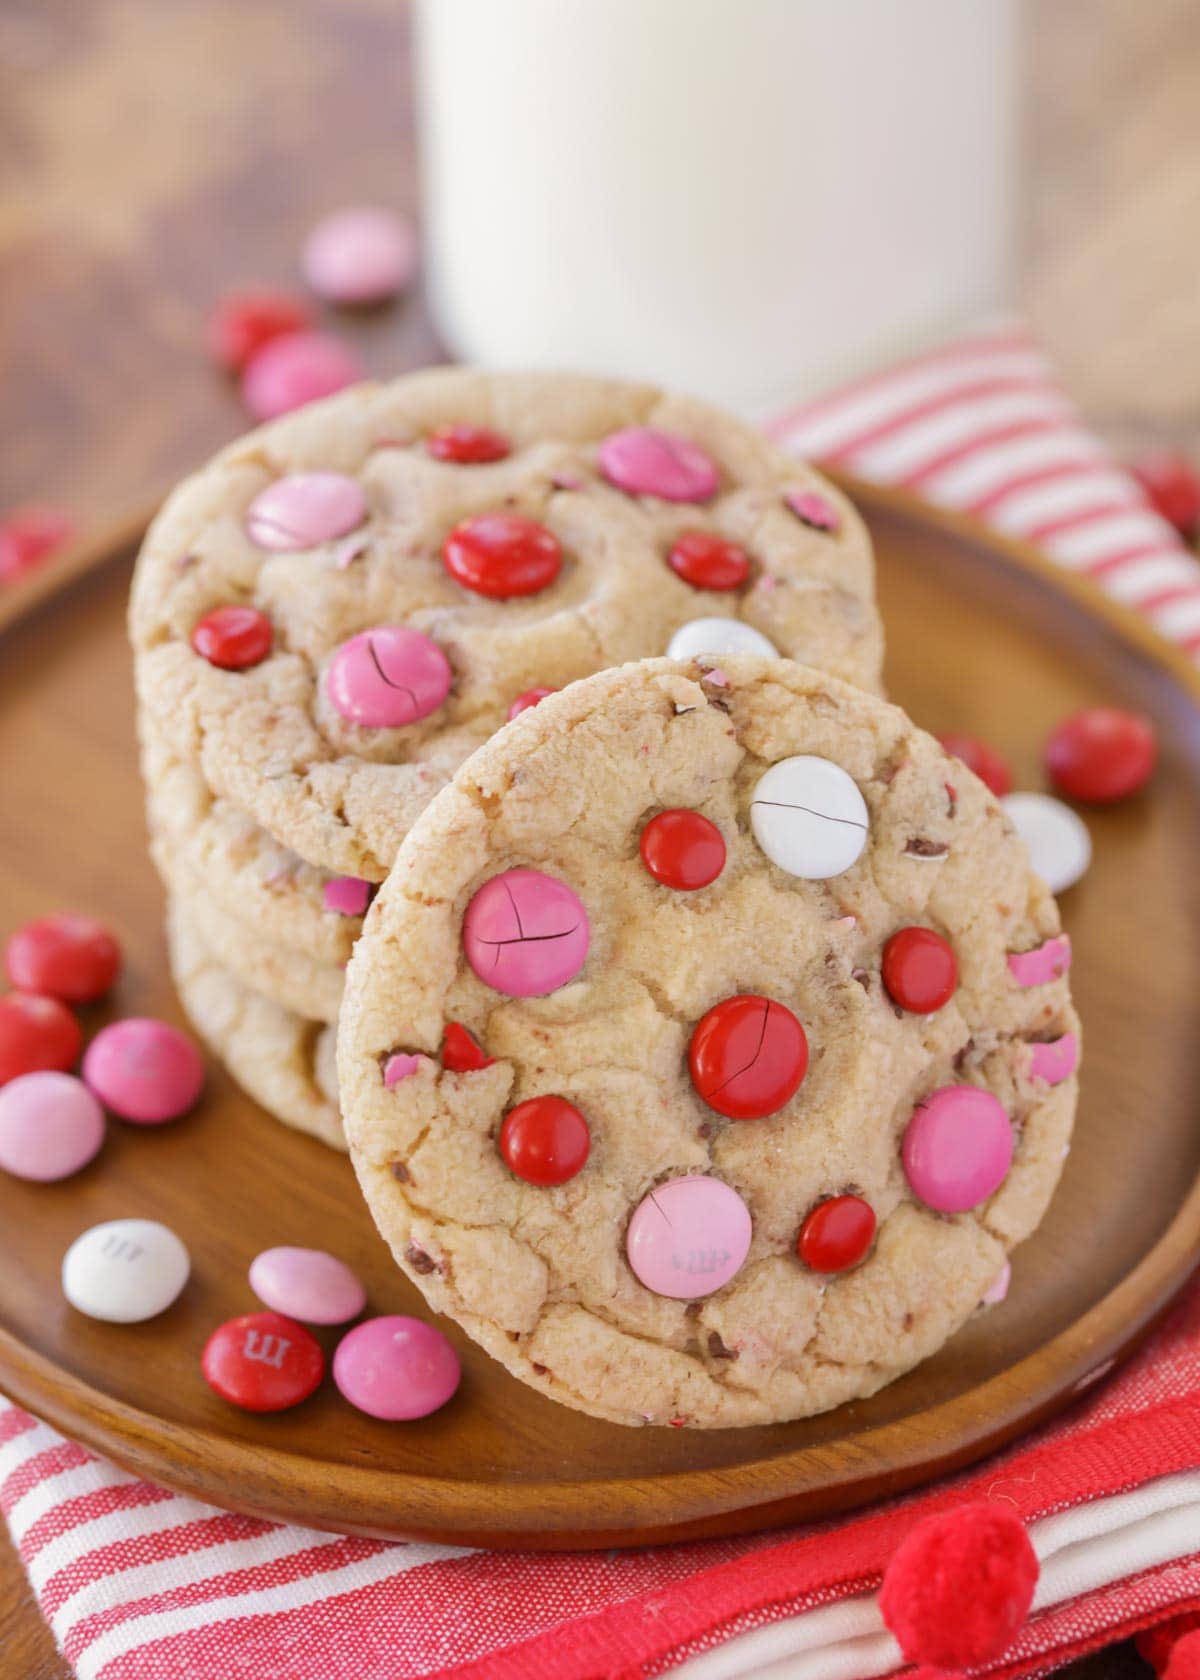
[1164,1632,1200,1680]
[427,424,511,465]
[639,809,726,891]
[667,531,750,592]
[499,1095,590,1185]
[0,993,82,1086]
[1044,707,1157,803]
[5,915,121,1004]
[201,1310,324,1412]
[507,687,556,720]
[689,995,808,1120]
[441,1022,494,1073]
[443,513,562,599]
[1131,451,1200,538]
[797,1194,876,1273]
[880,1502,1039,1669]
[0,504,75,585]
[938,732,1013,798]
[206,287,313,374]
[190,605,274,671]
[881,926,958,1014]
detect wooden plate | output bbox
[2,479,1199,1551]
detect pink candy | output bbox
[323,876,373,917]
[302,206,417,306]
[462,868,589,997]
[325,627,452,729]
[982,1260,1012,1306]
[626,1175,752,1299]
[333,1315,461,1419]
[245,472,366,552]
[785,490,840,533]
[82,1018,205,1125]
[1007,935,1072,989]
[383,1053,425,1089]
[241,331,363,421]
[0,1072,104,1181]
[248,1246,366,1326]
[1028,1033,1079,1086]
[598,427,719,503]
[902,1085,1014,1213]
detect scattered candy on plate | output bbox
[62,1218,190,1322]
[937,731,1014,798]
[301,206,417,306]
[1044,707,1157,803]
[0,991,82,1086]
[241,330,363,422]
[1001,792,1092,894]
[206,286,314,373]
[82,1017,205,1124]
[4,913,122,1002]
[332,1315,461,1419]
[248,1246,366,1326]
[0,504,75,586]
[0,1071,104,1181]
[202,1310,325,1411]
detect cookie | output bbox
[131,367,882,881]
[166,897,344,1150]
[337,657,1078,1428]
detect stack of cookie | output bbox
[130,368,883,1152]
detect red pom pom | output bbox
[1165,1631,1200,1680]
[1140,1614,1200,1675]
[879,1501,1038,1669]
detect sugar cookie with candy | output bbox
[131,367,881,882]
[338,657,1079,1427]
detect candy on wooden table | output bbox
[499,1095,590,1186]
[202,1310,325,1412]
[0,1072,104,1182]
[625,1175,752,1299]
[206,287,313,373]
[0,992,82,1086]
[462,868,589,997]
[749,755,869,879]
[244,472,366,551]
[0,504,75,585]
[241,331,363,422]
[62,1218,190,1323]
[666,617,779,660]
[938,732,1013,799]
[598,427,719,503]
[82,1017,204,1124]
[442,512,563,599]
[248,1246,366,1325]
[1044,707,1157,803]
[4,913,121,1003]
[333,1315,461,1420]
[325,627,452,728]
[902,1086,1014,1213]
[1001,792,1092,894]
[301,206,416,305]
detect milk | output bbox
[415,0,1018,416]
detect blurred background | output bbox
[0,0,1198,538]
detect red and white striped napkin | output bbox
[4,322,1199,1679]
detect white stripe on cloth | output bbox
[987,470,1145,534]
[74,1541,472,1680]
[28,1495,217,1591]
[907,430,1109,510]
[1102,556,1200,604]
[0,1419,64,1487]
[836,390,1074,486]
[1046,511,1182,569]
[668,1471,1200,1680]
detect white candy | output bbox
[667,617,779,661]
[1001,792,1091,894]
[750,755,869,878]
[62,1218,190,1324]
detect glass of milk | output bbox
[414,0,1018,416]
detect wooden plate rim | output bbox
[2,476,1198,1546]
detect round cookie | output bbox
[131,367,882,881]
[338,657,1079,1428]
[166,898,344,1150]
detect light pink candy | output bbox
[82,1018,204,1124]
[241,331,362,421]
[323,876,372,916]
[383,1053,425,1089]
[785,489,840,533]
[325,627,452,729]
[0,1072,104,1182]
[626,1175,752,1299]
[902,1085,1014,1213]
[302,206,416,305]
[1007,935,1072,988]
[245,472,366,552]
[1028,1033,1079,1086]
[462,868,589,997]
[598,427,718,502]
[333,1315,461,1419]
[982,1259,1012,1306]
[249,1245,366,1325]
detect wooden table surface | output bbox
[1,0,1191,1671]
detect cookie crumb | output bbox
[405,1245,437,1274]
[905,837,949,859]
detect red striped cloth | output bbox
[4,324,1199,1678]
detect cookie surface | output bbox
[338,657,1078,1428]
[131,368,881,880]
[166,898,344,1150]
